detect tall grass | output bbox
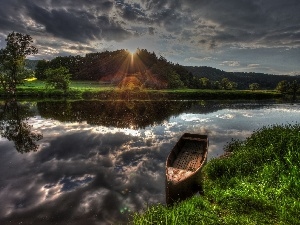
[132,197,220,225]
[133,124,300,224]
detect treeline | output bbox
[35,49,192,89]
[33,49,300,90]
[34,49,240,89]
[186,66,300,90]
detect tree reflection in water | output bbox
[37,100,201,129]
[0,100,43,153]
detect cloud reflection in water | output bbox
[1,100,300,224]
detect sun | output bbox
[127,48,137,55]
[127,49,136,63]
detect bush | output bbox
[45,67,71,91]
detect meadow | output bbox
[0,80,282,100]
[133,124,300,224]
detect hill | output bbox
[185,66,300,89]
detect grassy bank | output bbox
[133,124,300,224]
[0,80,282,100]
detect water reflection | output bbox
[0,100,43,153]
[37,100,198,129]
[36,100,277,129]
[0,100,299,224]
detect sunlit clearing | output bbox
[24,77,37,82]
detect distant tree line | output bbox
[35,49,241,89]
[186,66,300,90]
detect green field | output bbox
[20,80,114,90]
[0,80,282,100]
[133,124,300,224]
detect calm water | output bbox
[1,99,300,224]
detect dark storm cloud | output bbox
[115,0,155,31]
[69,45,97,52]
[115,0,193,35]
[0,0,31,33]
[141,0,169,11]
[116,1,145,21]
[148,27,155,35]
[1,0,299,48]
[154,9,189,34]
[50,0,114,12]
[0,0,132,43]
[183,0,300,48]
[24,2,131,42]
[26,4,98,42]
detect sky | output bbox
[0,0,299,75]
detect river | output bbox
[0,99,299,224]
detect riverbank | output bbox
[0,80,282,100]
[133,124,300,224]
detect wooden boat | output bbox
[165,133,209,205]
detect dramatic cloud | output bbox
[0,0,299,74]
[25,1,131,43]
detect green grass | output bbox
[20,80,114,90]
[132,197,220,225]
[0,80,114,99]
[69,81,114,90]
[133,124,300,224]
[0,80,282,100]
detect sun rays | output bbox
[98,49,167,96]
[116,49,154,91]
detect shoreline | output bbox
[0,88,283,100]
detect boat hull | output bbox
[165,133,208,205]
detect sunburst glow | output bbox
[112,49,165,92]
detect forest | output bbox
[34,49,194,89]
[186,66,300,89]
[30,49,300,90]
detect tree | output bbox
[220,78,237,90]
[35,59,49,80]
[151,60,184,89]
[212,81,221,89]
[289,80,300,100]
[249,83,260,91]
[45,67,71,91]
[0,32,38,94]
[199,77,211,89]
[276,80,290,94]
[276,80,300,99]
